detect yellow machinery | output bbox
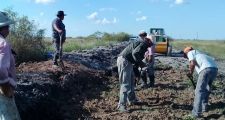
[150,28,172,56]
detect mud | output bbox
[15,42,225,120]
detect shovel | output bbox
[58,33,65,71]
[187,75,196,89]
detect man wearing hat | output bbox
[140,35,155,88]
[132,30,148,87]
[117,34,153,112]
[138,30,147,41]
[137,31,156,88]
[183,46,218,118]
[0,11,21,120]
[52,10,66,67]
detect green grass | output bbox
[46,38,225,60]
[171,40,225,59]
[45,38,119,52]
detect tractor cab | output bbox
[150,28,172,56]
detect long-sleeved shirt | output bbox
[0,34,16,87]
[119,40,151,66]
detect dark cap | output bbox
[139,31,147,37]
[57,11,66,17]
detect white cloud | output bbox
[170,0,186,7]
[87,12,117,25]
[95,17,117,25]
[35,0,55,4]
[101,18,110,24]
[174,0,184,5]
[136,16,147,21]
[87,12,98,20]
[149,0,186,6]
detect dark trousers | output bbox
[53,42,63,63]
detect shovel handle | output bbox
[187,75,196,89]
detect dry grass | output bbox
[171,40,225,59]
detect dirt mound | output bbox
[16,60,110,120]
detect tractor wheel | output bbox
[167,45,172,56]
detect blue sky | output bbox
[0,0,225,40]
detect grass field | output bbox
[46,38,225,60]
[171,40,225,59]
[45,38,118,52]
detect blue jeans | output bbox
[117,56,136,107]
[140,57,155,86]
[192,67,218,116]
[0,94,21,120]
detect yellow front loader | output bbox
[150,28,172,56]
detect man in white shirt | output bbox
[183,46,218,118]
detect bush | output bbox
[4,9,46,64]
[115,32,130,42]
[87,31,130,42]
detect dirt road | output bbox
[16,42,225,120]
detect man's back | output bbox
[187,50,217,73]
[120,41,149,65]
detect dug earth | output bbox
[16,41,225,120]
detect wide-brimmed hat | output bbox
[0,12,15,28]
[57,11,66,17]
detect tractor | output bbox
[150,28,172,56]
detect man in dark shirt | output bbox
[117,36,153,112]
[52,11,66,67]
[133,31,147,86]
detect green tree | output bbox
[4,8,46,64]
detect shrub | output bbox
[4,9,46,64]
[113,32,130,42]
[102,32,130,42]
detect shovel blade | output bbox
[58,60,65,70]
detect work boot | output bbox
[202,104,208,112]
[117,105,129,113]
[149,75,155,87]
[128,99,142,105]
[140,71,147,88]
[52,61,59,68]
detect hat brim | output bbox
[57,14,66,16]
[0,20,15,28]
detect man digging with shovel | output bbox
[52,11,66,69]
[117,34,153,112]
[183,46,218,118]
